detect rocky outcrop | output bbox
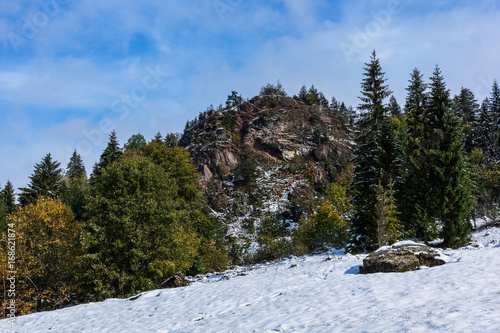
[181,95,353,188]
[360,242,446,274]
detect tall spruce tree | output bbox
[350,51,394,252]
[489,80,500,159]
[400,68,429,238]
[452,87,479,152]
[18,154,64,207]
[472,99,496,161]
[62,151,88,221]
[423,66,473,247]
[388,95,402,117]
[90,131,122,184]
[67,151,86,179]
[2,181,17,214]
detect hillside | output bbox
[180,95,354,260]
[2,224,499,332]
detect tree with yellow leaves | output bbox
[0,199,82,315]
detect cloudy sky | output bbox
[1,0,500,190]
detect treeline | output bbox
[0,134,227,315]
[350,51,500,252]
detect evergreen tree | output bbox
[388,95,402,117]
[233,146,257,188]
[421,66,473,247]
[152,131,163,143]
[472,99,496,161]
[453,87,479,124]
[489,80,500,159]
[124,133,147,151]
[62,152,88,221]
[490,80,500,128]
[90,131,122,183]
[452,88,479,152]
[225,91,243,108]
[164,133,180,148]
[400,68,428,237]
[259,80,287,96]
[67,151,86,179]
[2,180,17,214]
[350,51,393,252]
[18,154,64,207]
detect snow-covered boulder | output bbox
[360,241,446,274]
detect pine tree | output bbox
[422,66,473,247]
[489,80,500,159]
[152,131,163,143]
[62,151,88,221]
[90,131,122,183]
[164,133,180,148]
[350,51,393,252]
[124,133,147,151]
[399,68,428,238]
[18,154,64,207]
[452,88,479,152]
[388,95,402,117]
[67,151,86,179]
[2,180,17,214]
[472,99,496,161]
[259,80,287,97]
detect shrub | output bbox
[294,204,348,253]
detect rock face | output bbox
[360,242,446,274]
[179,95,354,249]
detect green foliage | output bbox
[226,91,243,108]
[375,181,400,247]
[66,151,86,179]
[90,131,122,184]
[257,215,293,261]
[19,153,64,207]
[295,204,348,254]
[81,143,227,299]
[233,146,257,188]
[164,133,180,148]
[2,181,16,215]
[259,80,287,97]
[350,50,394,252]
[124,133,147,151]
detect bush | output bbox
[294,204,348,253]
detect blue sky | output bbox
[1,0,500,190]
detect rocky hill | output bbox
[180,95,354,261]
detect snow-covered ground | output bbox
[2,226,500,333]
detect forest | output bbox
[2,51,500,316]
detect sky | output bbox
[1,0,500,190]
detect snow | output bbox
[2,227,500,332]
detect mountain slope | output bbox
[2,226,500,332]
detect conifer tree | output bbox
[18,154,64,207]
[2,180,17,214]
[90,131,122,184]
[421,66,473,246]
[124,133,147,151]
[473,99,496,161]
[350,51,393,252]
[399,68,428,237]
[489,80,500,159]
[67,151,86,179]
[62,151,88,221]
[388,95,402,117]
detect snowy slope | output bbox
[2,227,500,333]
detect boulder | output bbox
[360,241,446,274]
